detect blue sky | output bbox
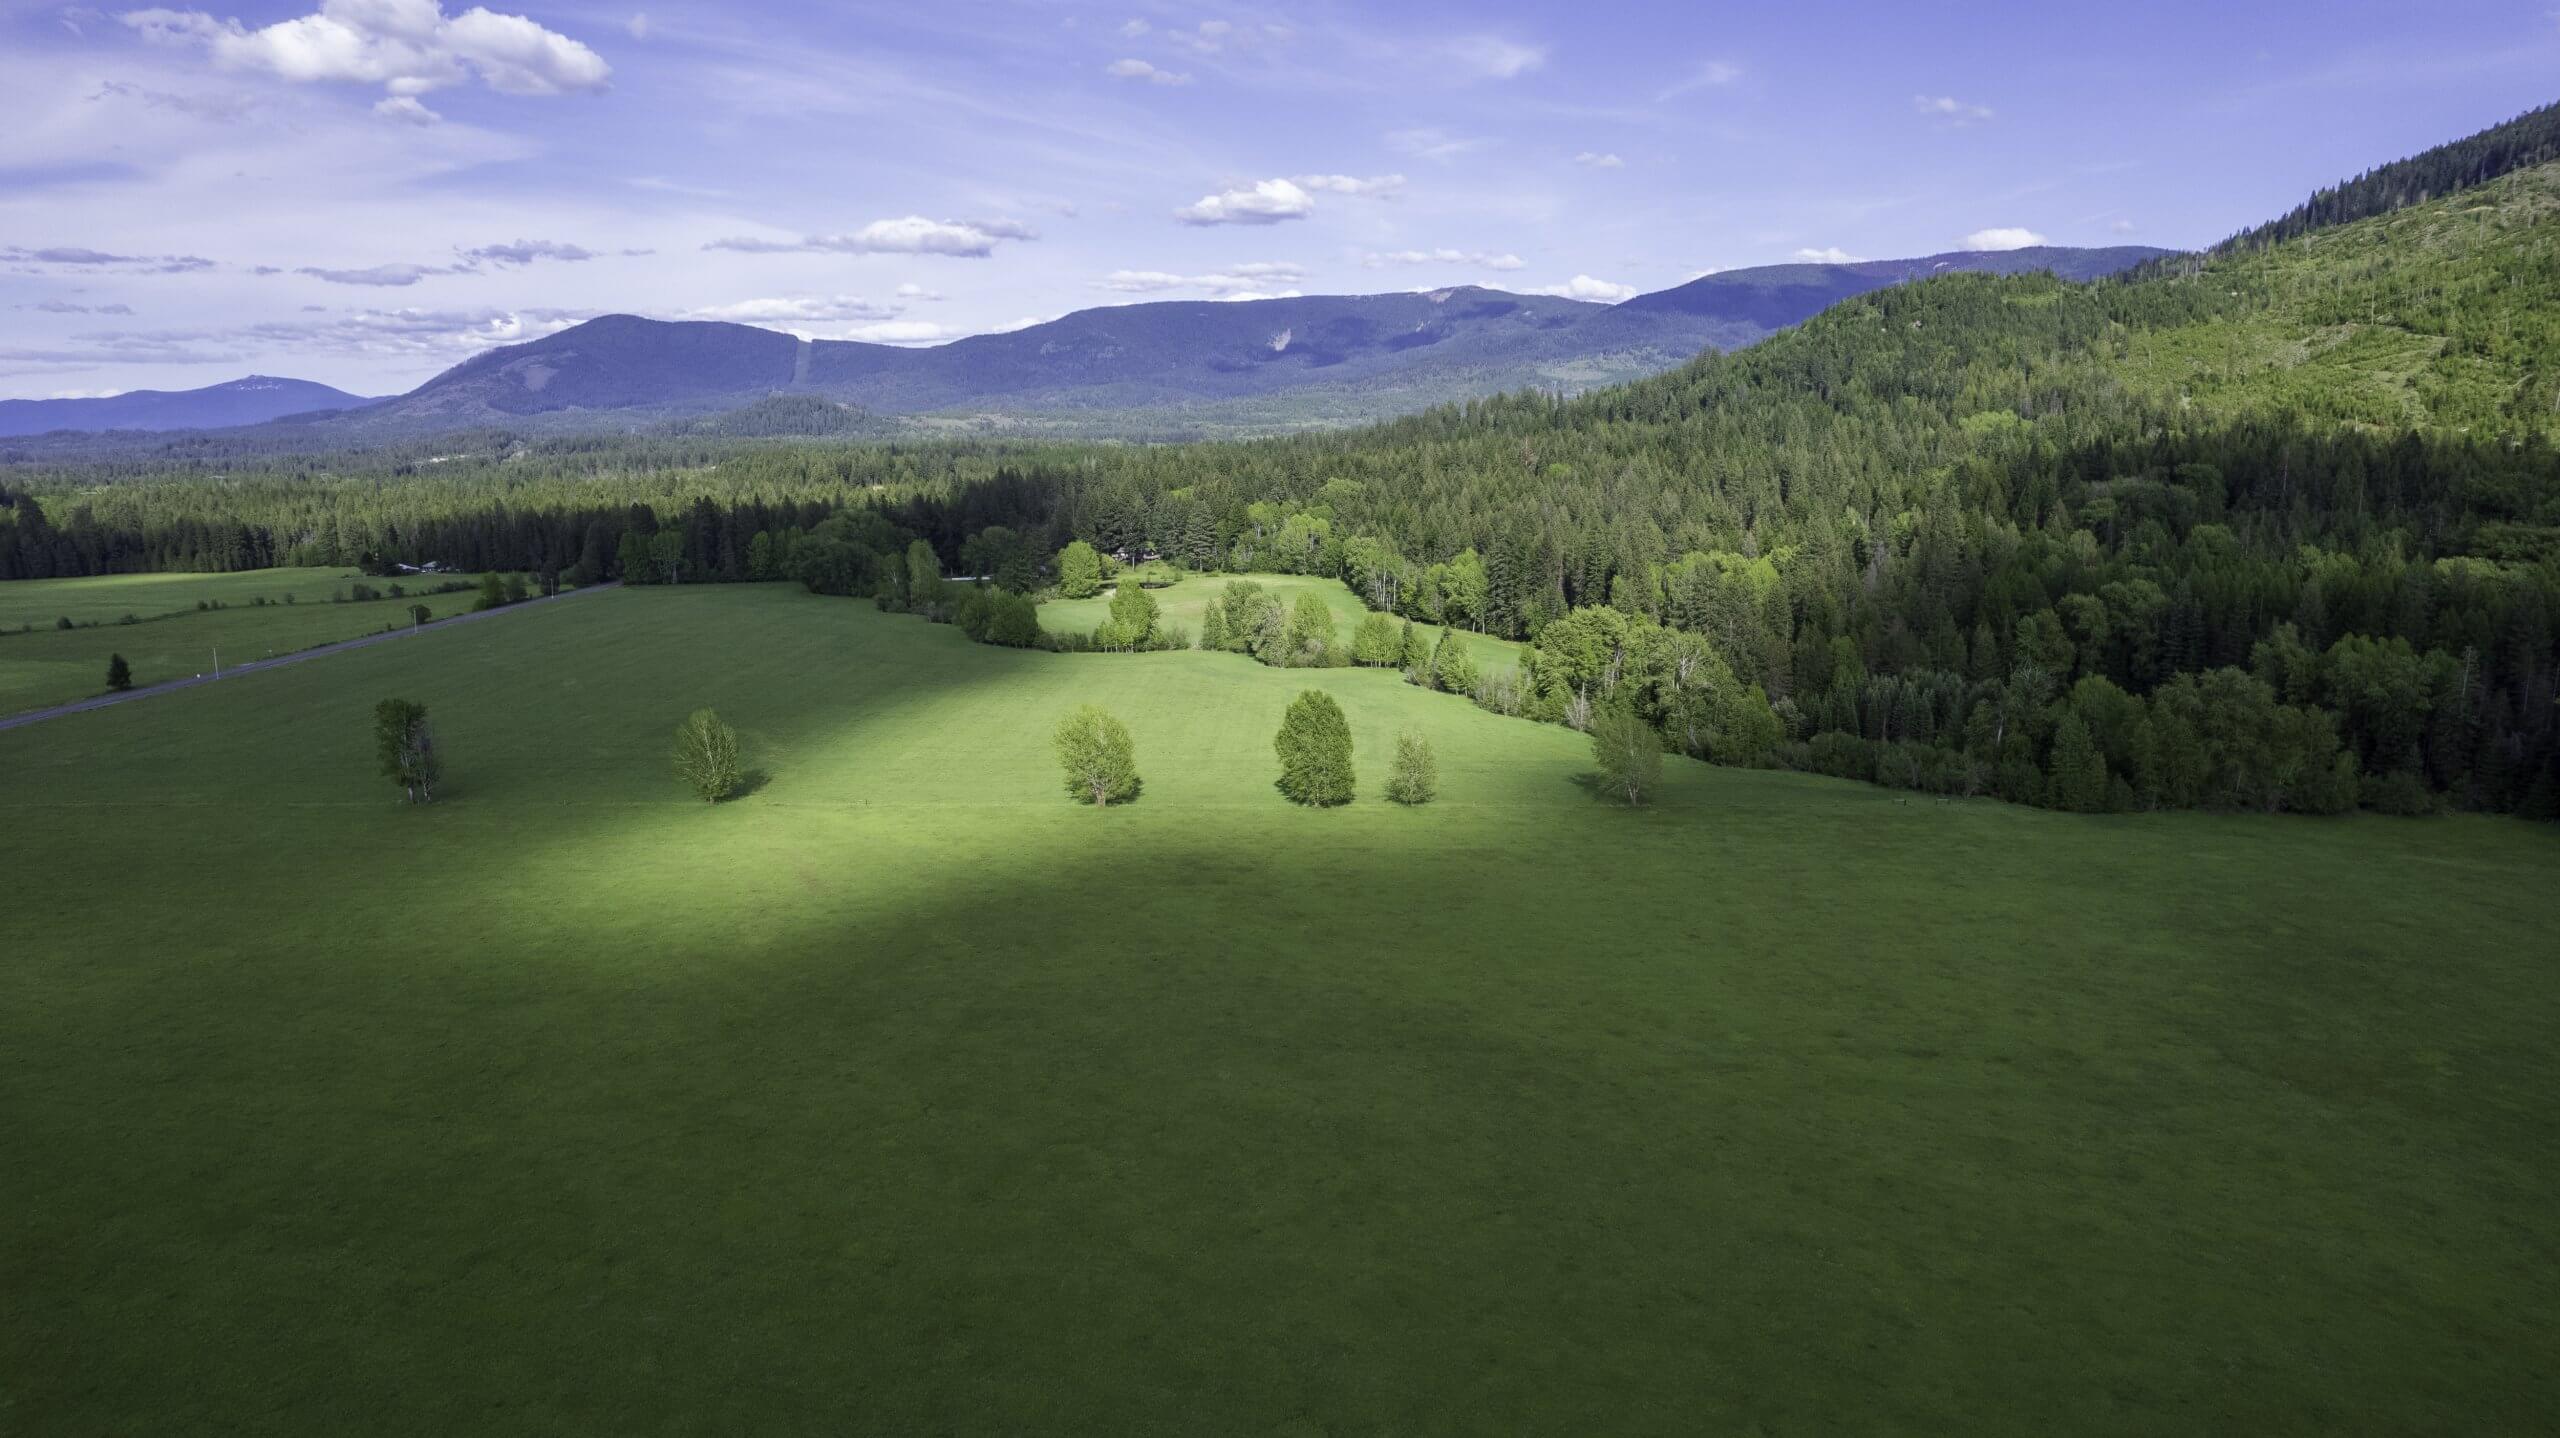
[3,0,2557,399]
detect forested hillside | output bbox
[5,112,2555,817]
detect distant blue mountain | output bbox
[7,245,2176,440]
[0,375,373,437]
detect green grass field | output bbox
[4,581,2555,1434]
[0,570,506,715]
[1040,571,1524,672]
[0,566,456,627]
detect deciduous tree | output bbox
[1275,689,1355,805]
[1054,704,1140,805]
[673,708,742,802]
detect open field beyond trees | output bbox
[4,582,2555,1434]
[0,568,513,715]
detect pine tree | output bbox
[1398,620,1431,677]
[105,653,132,691]
[1430,628,1479,694]
[2048,711,2108,813]
[1274,690,1355,805]
[1200,602,1229,651]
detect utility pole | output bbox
[212,645,220,678]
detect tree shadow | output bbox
[733,768,773,800]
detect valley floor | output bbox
[3,583,2554,1434]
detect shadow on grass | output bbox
[733,768,774,800]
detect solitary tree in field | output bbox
[1589,704,1662,806]
[373,698,442,804]
[1057,540,1102,599]
[1385,729,1438,805]
[408,603,431,628]
[1054,704,1139,805]
[105,653,132,691]
[672,708,742,802]
[1275,689,1355,805]
[475,572,507,611]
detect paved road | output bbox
[0,582,620,734]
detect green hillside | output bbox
[4,584,2555,1433]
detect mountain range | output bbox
[3,245,2169,443]
[0,375,373,438]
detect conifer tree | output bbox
[105,653,132,691]
[2048,710,2108,813]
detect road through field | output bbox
[0,582,618,734]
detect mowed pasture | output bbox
[1039,570,1525,672]
[4,582,2556,1435]
[0,568,505,715]
[0,565,423,626]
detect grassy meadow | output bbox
[0,569,504,715]
[4,581,2556,1434]
[1039,570,1525,673]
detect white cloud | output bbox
[295,262,448,285]
[1656,60,1741,102]
[1527,274,1635,302]
[1174,178,1313,226]
[1793,247,1864,264]
[2109,218,2137,235]
[703,216,1034,258]
[894,282,942,301]
[1097,262,1308,295]
[1574,151,1624,169]
[1960,227,2047,251]
[1361,248,1523,272]
[682,295,901,323]
[372,94,439,123]
[1106,57,1190,85]
[625,11,648,40]
[843,319,953,344]
[1385,127,1485,163]
[458,238,596,265]
[1914,94,1995,125]
[1444,35,1544,79]
[1294,173,1405,197]
[123,0,612,103]
[1117,18,1148,39]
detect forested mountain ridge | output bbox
[0,376,373,438]
[0,247,2168,450]
[4,109,2555,817]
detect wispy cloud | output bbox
[2,245,214,274]
[1386,127,1487,163]
[1360,248,1524,272]
[704,216,1036,257]
[1573,151,1625,169]
[458,239,598,266]
[1095,262,1307,297]
[1106,57,1190,86]
[1655,60,1741,102]
[1914,94,1995,125]
[1792,246,1864,263]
